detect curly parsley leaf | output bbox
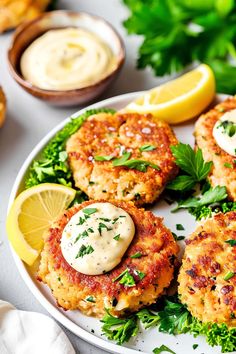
[25,108,116,190]
[101,310,138,345]
[101,295,236,352]
[190,200,236,220]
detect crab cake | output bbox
[195,97,236,201]
[38,200,179,318]
[66,112,178,206]
[178,211,236,327]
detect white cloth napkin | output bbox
[0,300,75,354]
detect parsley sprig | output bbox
[123,0,236,94]
[167,143,212,192]
[101,296,236,352]
[173,185,227,212]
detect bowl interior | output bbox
[9,11,124,86]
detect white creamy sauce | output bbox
[20,28,117,91]
[213,109,236,156]
[61,203,135,275]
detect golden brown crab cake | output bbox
[66,112,178,206]
[38,200,179,318]
[195,97,236,201]
[178,211,236,327]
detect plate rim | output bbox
[7,92,228,354]
[7,91,149,354]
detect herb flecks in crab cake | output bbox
[178,211,236,327]
[66,112,179,206]
[38,200,179,318]
[195,97,236,201]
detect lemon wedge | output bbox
[125,64,215,124]
[6,183,76,266]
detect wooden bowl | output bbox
[7,11,125,106]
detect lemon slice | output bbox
[6,183,76,266]
[125,64,215,124]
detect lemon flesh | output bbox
[6,183,76,265]
[125,64,215,124]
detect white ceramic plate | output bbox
[8,92,228,354]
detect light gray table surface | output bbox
[0,1,163,353]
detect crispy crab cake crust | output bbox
[38,200,179,318]
[178,211,236,327]
[195,97,236,201]
[66,112,178,206]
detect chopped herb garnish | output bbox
[76,214,89,225]
[119,271,136,287]
[113,234,120,241]
[87,228,94,233]
[112,151,160,172]
[139,144,156,152]
[153,345,176,354]
[113,158,160,172]
[177,236,185,241]
[98,222,112,235]
[99,217,111,222]
[83,208,97,215]
[76,244,94,258]
[74,230,89,243]
[131,252,142,259]
[225,239,236,246]
[86,296,96,303]
[176,224,185,230]
[192,344,198,350]
[135,270,146,280]
[112,217,119,224]
[172,232,185,241]
[94,155,114,161]
[112,215,126,224]
[224,271,235,281]
[224,162,233,168]
[134,193,141,200]
[113,269,136,287]
[218,120,236,137]
[113,152,131,166]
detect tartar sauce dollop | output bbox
[213,109,236,156]
[20,28,117,91]
[61,203,135,275]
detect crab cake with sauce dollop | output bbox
[38,200,179,318]
[66,112,178,206]
[195,97,236,201]
[178,211,236,327]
